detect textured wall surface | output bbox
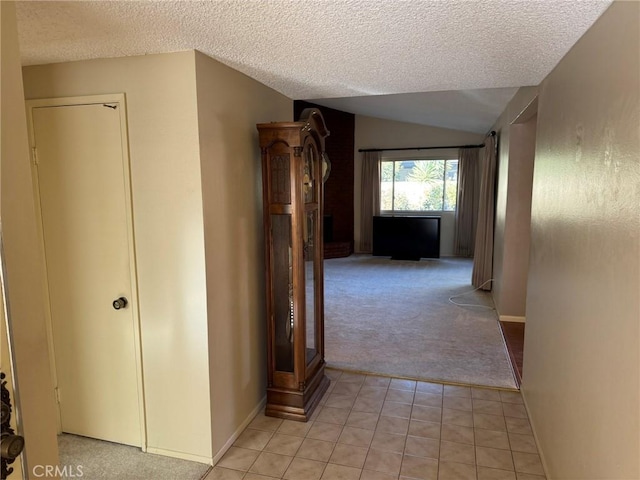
[23,52,213,462]
[195,51,292,462]
[491,87,538,317]
[491,89,538,320]
[522,2,639,477]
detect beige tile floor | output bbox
[206,369,546,480]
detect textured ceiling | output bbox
[310,88,520,134]
[16,0,611,132]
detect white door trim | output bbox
[26,94,147,451]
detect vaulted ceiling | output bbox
[16,0,612,133]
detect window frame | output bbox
[379,156,459,214]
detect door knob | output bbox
[112,297,128,310]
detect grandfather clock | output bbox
[257,109,331,421]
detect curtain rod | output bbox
[358,130,496,153]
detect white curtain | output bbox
[472,135,497,290]
[359,152,381,253]
[454,148,480,257]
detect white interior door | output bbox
[31,99,142,447]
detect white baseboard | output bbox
[147,396,267,467]
[146,447,212,465]
[499,315,526,323]
[520,388,550,479]
[212,396,267,465]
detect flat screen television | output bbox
[372,216,441,260]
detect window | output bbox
[380,159,458,213]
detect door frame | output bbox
[26,94,147,451]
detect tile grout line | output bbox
[217,370,545,480]
[325,366,519,393]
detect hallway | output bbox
[209,369,544,480]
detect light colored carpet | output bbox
[324,255,517,388]
[57,434,211,480]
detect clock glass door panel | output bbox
[271,214,294,372]
[304,209,317,364]
[303,143,318,366]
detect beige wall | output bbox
[354,115,483,255]
[22,52,213,461]
[0,281,24,480]
[522,2,639,478]
[492,88,538,319]
[194,51,292,460]
[1,2,60,477]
